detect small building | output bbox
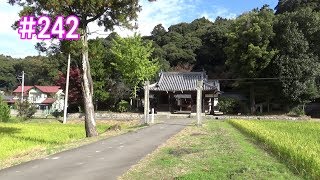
[12,85,65,112]
[148,72,221,114]
[1,95,15,107]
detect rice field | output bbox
[0,122,110,162]
[229,120,320,179]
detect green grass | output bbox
[229,119,320,179]
[121,121,301,180]
[0,121,110,162]
[0,118,144,168]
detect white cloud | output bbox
[200,6,237,21]
[88,0,200,38]
[88,0,236,39]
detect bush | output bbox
[0,97,10,122]
[52,110,63,118]
[16,101,37,120]
[117,100,129,112]
[288,105,305,117]
[218,97,241,114]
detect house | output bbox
[12,85,65,111]
[148,72,221,114]
[1,95,15,107]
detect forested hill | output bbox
[0,55,59,91]
[144,17,231,79]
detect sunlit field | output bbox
[0,122,109,162]
[229,120,320,179]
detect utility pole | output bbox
[21,71,25,103]
[63,54,71,124]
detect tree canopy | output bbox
[110,34,159,98]
[9,0,141,137]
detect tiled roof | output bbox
[13,86,33,93]
[41,98,56,104]
[149,72,219,92]
[35,86,61,93]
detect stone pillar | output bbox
[144,81,150,124]
[208,98,212,114]
[196,80,203,126]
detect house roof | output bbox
[35,86,61,93]
[13,86,34,93]
[41,98,56,104]
[149,72,219,92]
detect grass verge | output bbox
[120,120,301,180]
[229,119,320,179]
[0,119,142,169]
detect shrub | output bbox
[0,97,10,122]
[52,110,63,118]
[16,101,37,120]
[117,100,129,112]
[217,97,239,114]
[288,105,305,117]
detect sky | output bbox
[0,0,278,58]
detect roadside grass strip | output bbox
[229,120,320,179]
[0,120,140,168]
[0,122,109,161]
[121,121,300,180]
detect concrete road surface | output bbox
[0,119,192,180]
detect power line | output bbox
[215,77,298,81]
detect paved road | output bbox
[0,119,192,180]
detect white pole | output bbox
[21,71,24,103]
[63,54,71,124]
[151,108,154,124]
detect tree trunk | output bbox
[82,27,98,137]
[267,97,270,113]
[250,84,256,114]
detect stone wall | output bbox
[67,112,144,120]
[206,115,312,121]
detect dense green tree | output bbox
[9,0,141,137]
[148,17,232,74]
[151,24,167,46]
[276,0,320,14]
[194,17,232,76]
[151,22,202,68]
[110,34,159,99]
[13,56,57,86]
[0,96,10,122]
[0,55,17,90]
[273,8,320,104]
[89,38,110,104]
[225,6,277,113]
